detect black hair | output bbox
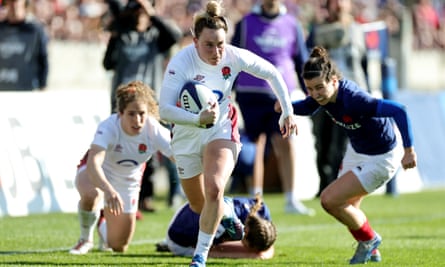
[303,46,343,82]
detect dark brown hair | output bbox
[192,0,228,38]
[243,194,277,252]
[302,46,343,82]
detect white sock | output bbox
[250,186,263,196]
[285,191,295,204]
[222,198,232,218]
[193,230,214,261]
[98,219,107,244]
[78,208,100,242]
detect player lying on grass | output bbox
[156,194,276,259]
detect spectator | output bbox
[103,0,182,111]
[231,0,314,215]
[0,0,49,91]
[412,0,443,49]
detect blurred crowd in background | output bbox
[0,0,444,49]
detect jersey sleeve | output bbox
[292,97,320,116]
[376,99,414,148]
[148,117,174,158]
[159,50,201,126]
[91,117,118,150]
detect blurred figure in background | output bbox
[412,0,444,49]
[231,0,314,215]
[0,0,48,91]
[306,0,368,197]
[103,0,182,111]
[102,0,183,211]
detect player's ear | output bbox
[331,75,339,86]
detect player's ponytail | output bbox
[303,46,342,82]
[244,194,277,252]
[191,0,228,39]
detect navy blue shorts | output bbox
[236,92,281,142]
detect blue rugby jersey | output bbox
[167,197,271,247]
[292,79,413,155]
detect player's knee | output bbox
[109,242,128,252]
[204,184,224,202]
[79,187,101,203]
[320,191,336,213]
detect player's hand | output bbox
[279,114,298,138]
[198,102,219,127]
[104,190,124,216]
[138,0,156,16]
[401,147,417,170]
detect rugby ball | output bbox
[179,81,217,114]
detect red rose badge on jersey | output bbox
[221,66,231,80]
[138,144,147,154]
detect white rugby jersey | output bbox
[92,114,173,189]
[159,44,293,126]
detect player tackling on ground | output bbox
[158,1,297,266]
[159,194,276,259]
[279,46,417,264]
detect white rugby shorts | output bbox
[338,142,404,193]
[77,165,140,213]
[166,236,194,256]
[171,118,241,179]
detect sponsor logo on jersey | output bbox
[114,144,123,153]
[326,111,361,130]
[193,75,205,82]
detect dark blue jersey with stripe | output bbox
[167,197,271,247]
[292,79,413,155]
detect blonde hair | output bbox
[244,194,277,252]
[191,0,228,38]
[115,80,159,120]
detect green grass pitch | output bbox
[1,189,444,266]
